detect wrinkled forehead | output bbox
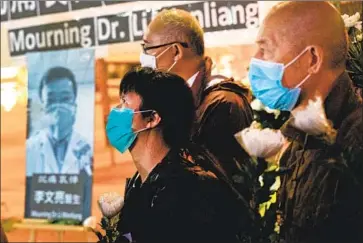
[257,16,285,46]
[257,16,298,56]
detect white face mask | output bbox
[139,45,177,71]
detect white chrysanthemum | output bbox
[357,33,363,42]
[341,14,349,21]
[83,216,97,229]
[251,99,264,111]
[235,123,286,158]
[98,192,124,218]
[264,106,281,119]
[251,99,281,119]
[342,12,361,28]
[291,97,337,143]
[355,21,362,31]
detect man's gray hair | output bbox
[154,9,205,56]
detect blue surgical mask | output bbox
[249,47,311,111]
[46,103,76,141]
[106,108,153,153]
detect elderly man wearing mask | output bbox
[249,1,363,243]
[140,8,255,208]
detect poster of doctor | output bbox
[25,48,95,219]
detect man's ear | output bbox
[173,44,184,61]
[308,45,323,74]
[146,111,161,129]
[204,56,213,81]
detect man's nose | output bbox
[253,50,263,59]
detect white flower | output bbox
[98,192,124,218]
[83,216,97,229]
[355,21,362,31]
[357,33,363,42]
[291,97,337,143]
[342,12,361,28]
[251,99,281,119]
[251,99,264,111]
[264,106,281,119]
[235,122,286,158]
[341,14,349,22]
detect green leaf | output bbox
[100,217,109,229]
[90,228,104,241]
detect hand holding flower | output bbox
[83,216,97,230]
[93,192,125,243]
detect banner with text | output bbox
[8,1,259,56]
[24,48,95,222]
[1,0,130,22]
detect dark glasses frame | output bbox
[141,41,189,52]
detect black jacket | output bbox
[116,150,246,243]
[192,78,255,203]
[278,72,363,243]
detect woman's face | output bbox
[119,91,150,132]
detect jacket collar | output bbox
[282,72,362,145]
[126,150,181,191]
[190,70,207,107]
[187,72,199,87]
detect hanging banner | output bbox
[8,17,96,56]
[1,0,132,22]
[8,1,259,56]
[24,48,95,222]
[1,1,9,22]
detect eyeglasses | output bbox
[141,41,189,53]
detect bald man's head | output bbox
[264,1,348,69]
[147,9,205,56]
[251,1,349,108]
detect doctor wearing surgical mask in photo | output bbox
[26,66,92,176]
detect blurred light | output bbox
[1,82,18,112]
[219,55,234,78]
[1,67,19,80]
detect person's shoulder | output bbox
[26,130,47,148]
[154,156,230,210]
[183,161,220,184]
[337,104,363,149]
[200,79,253,122]
[72,132,92,150]
[161,156,220,187]
[203,78,251,105]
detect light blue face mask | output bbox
[106,108,153,153]
[249,47,311,111]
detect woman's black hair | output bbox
[119,67,195,149]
